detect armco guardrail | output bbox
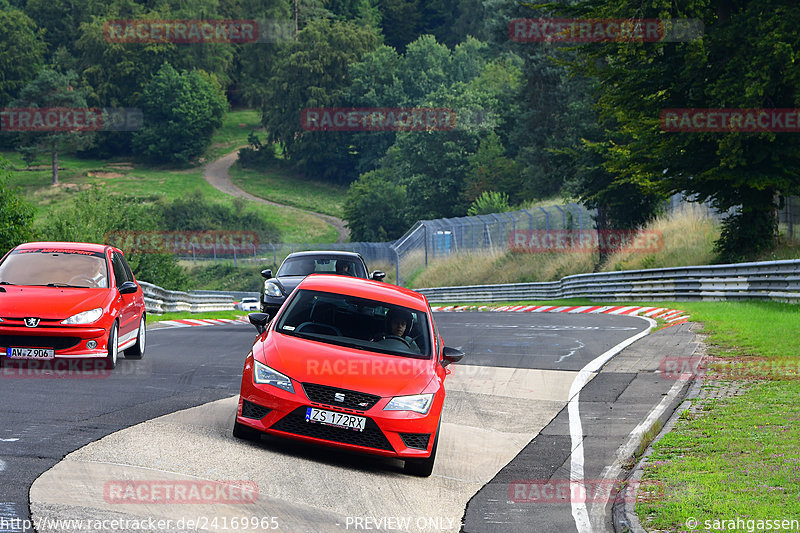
[417,259,800,303]
[139,281,235,314]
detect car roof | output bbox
[13,241,112,254]
[297,274,429,312]
[282,251,364,261]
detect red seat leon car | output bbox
[233,274,465,476]
[0,242,146,370]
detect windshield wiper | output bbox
[41,283,89,288]
[0,281,15,285]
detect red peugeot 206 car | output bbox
[0,241,146,370]
[233,274,465,476]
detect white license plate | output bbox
[7,347,55,359]
[305,407,366,432]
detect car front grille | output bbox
[0,335,81,351]
[241,400,271,420]
[399,433,431,450]
[271,407,393,451]
[302,383,381,411]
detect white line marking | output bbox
[568,316,657,533]
[0,439,18,442]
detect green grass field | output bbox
[3,110,338,243]
[229,163,348,217]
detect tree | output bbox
[0,157,35,255]
[131,63,227,164]
[464,132,521,205]
[0,6,46,107]
[563,0,800,260]
[10,69,95,185]
[258,18,379,182]
[343,168,410,241]
[23,0,103,57]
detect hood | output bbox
[0,286,113,320]
[256,331,435,398]
[274,276,304,296]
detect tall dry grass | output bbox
[408,248,596,288]
[409,204,721,288]
[599,203,720,272]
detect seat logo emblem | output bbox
[334,393,345,402]
[24,317,40,328]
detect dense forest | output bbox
[2,0,800,262]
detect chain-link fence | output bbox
[389,204,595,284]
[779,195,800,241]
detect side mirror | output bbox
[441,346,465,367]
[260,269,273,279]
[118,281,138,294]
[371,270,386,281]
[248,312,271,335]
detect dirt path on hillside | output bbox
[203,150,350,243]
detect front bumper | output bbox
[0,323,110,359]
[236,362,440,459]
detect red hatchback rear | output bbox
[234,274,464,476]
[0,242,147,370]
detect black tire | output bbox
[124,315,146,359]
[403,423,440,477]
[233,420,261,441]
[106,322,119,370]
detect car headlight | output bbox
[264,281,282,298]
[61,307,103,325]
[253,360,294,394]
[384,394,434,414]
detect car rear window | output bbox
[0,248,109,288]
[275,289,431,358]
[277,257,367,278]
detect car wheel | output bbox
[106,322,119,370]
[403,422,440,477]
[124,315,146,359]
[233,420,261,441]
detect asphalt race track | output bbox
[0,311,696,533]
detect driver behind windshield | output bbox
[374,308,420,353]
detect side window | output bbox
[110,253,128,287]
[119,253,135,282]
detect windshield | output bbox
[277,256,366,278]
[0,248,109,288]
[275,289,430,358]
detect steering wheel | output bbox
[378,334,412,348]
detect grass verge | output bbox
[149,310,247,322]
